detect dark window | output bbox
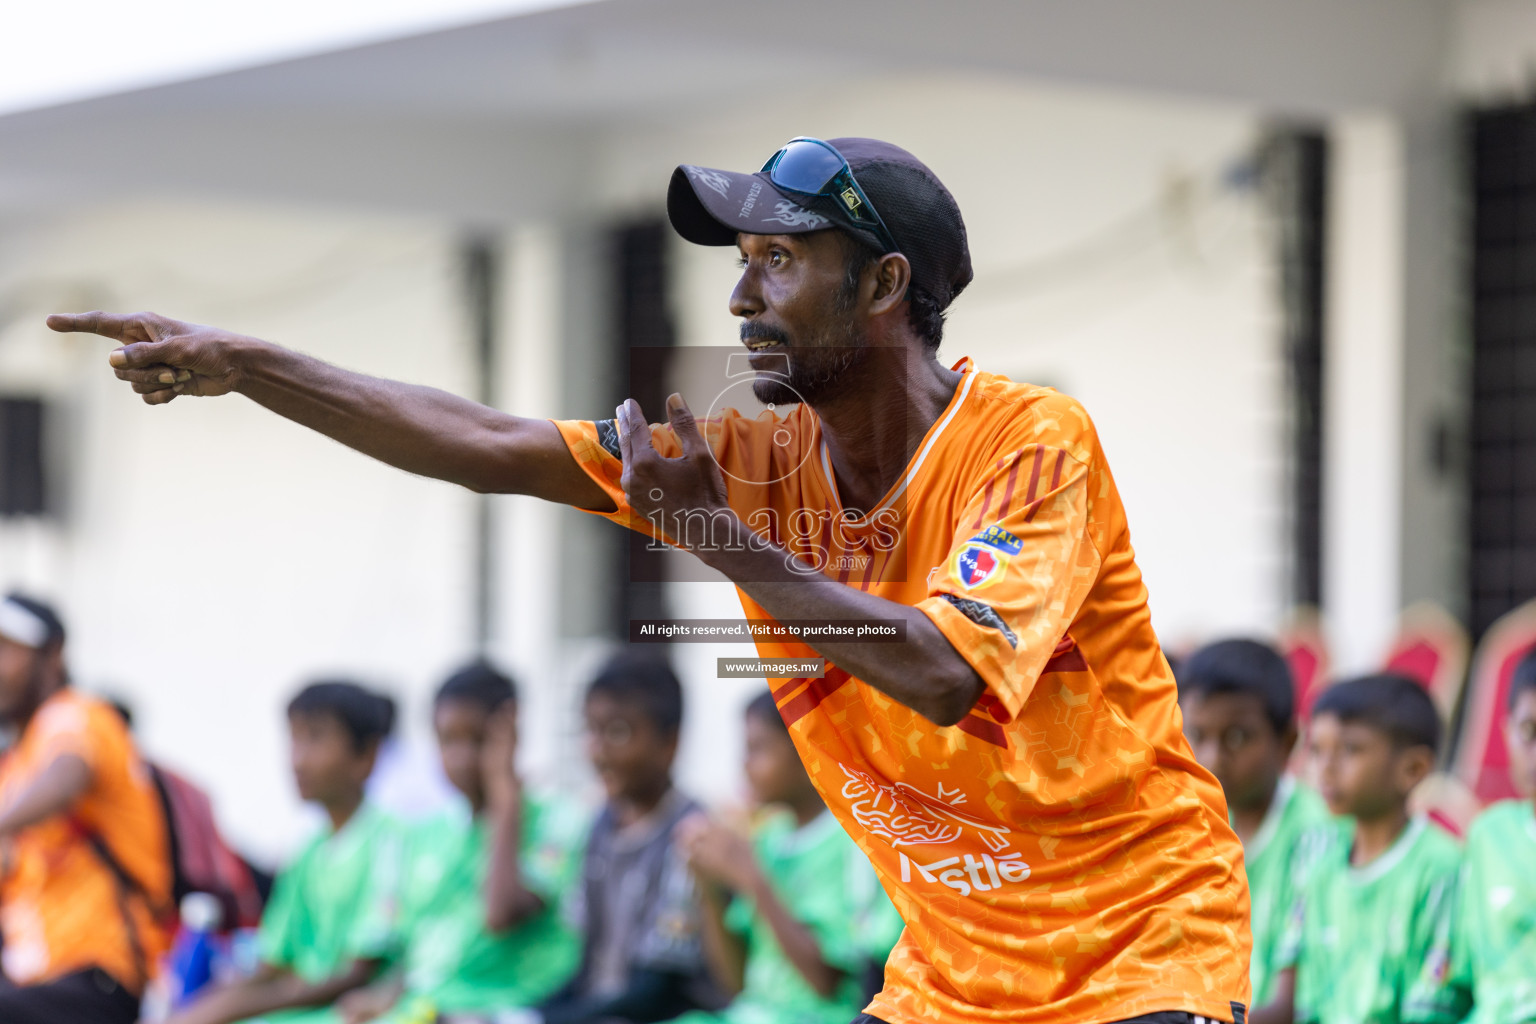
[1469,103,1536,635]
[1262,128,1328,609]
[0,397,47,517]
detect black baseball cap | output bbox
[668,137,973,310]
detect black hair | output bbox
[287,680,396,753]
[839,233,946,351]
[3,592,66,649]
[745,690,788,736]
[436,659,518,713]
[1176,638,1296,735]
[585,651,683,738]
[1311,673,1441,755]
[1510,647,1536,713]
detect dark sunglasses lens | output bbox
[771,141,846,193]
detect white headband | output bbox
[0,599,51,649]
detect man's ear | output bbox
[868,253,912,318]
[1395,743,1435,793]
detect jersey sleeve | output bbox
[551,410,788,544]
[916,442,1100,721]
[29,699,103,776]
[552,418,681,540]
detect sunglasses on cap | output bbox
[760,137,901,257]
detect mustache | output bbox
[740,321,790,346]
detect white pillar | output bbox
[1323,115,1405,674]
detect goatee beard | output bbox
[742,317,866,407]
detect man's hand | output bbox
[677,811,761,894]
[481,704,521,813]
[334,979,402,1024]
[47,310,246,405]
[615,394,732,549]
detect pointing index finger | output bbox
[46,311,129,339]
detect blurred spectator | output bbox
[1272,674,1468,1024]
[1176,638,1333,1015]
[164,680,401,1024]
[1448,651,1536,1023]
[671,690,902,1024]
[0,592,173,1024]
[539,652,720,1024]
[338,661,583,1023]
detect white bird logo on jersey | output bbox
[840,765,1012,852]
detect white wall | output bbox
[1450,0,1536,99]
[0,201,482,860]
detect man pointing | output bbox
[51,136,1251,1024]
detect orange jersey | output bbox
[556,359,1252,1024]
[0,690,171,991]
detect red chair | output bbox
[1453,599,1536,805]
[1382,602,1471,723]
[1279,609,1331,775]
[1279,607,1331,720]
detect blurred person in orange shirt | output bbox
[0,591,172,1023]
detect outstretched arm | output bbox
[46,311,614,511]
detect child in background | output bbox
[164,681,402,1024]
[336,661,582,1023]
[1277,674,1468,1024]
[537,653,716,1024]
[1450,649,1536,1023]
[672,691,903,1024]
[1176,638,1333,1015]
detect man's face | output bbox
[731,230,871,406]
[743,711,809,807]
[1307,713,1428,819]
[0,637,48,722]
[583,692,675,804]
[1181,691,1292,813]
[288,712,373,807]
[1506,688,1536,799]
[434,698,488,805]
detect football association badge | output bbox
[955,543,1007,590]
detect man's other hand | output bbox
[47,311,245,405]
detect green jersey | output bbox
[248,802,405,1024]
[386,794,584,1019]
[1243,776,1334,1008]
[1290,816,1469,1024]
[681,810,899,1024]
[1452,800,1536,1023]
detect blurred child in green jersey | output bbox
[670,691,903,1024]
[165,681,402,1024]
[1272,674,1468,1024]
[337,661,582,1024]
[1449,649,1536,1023]
[1177,639,1333,1016]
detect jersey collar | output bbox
[814,358,978,524]
[1348,815,1427,885]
